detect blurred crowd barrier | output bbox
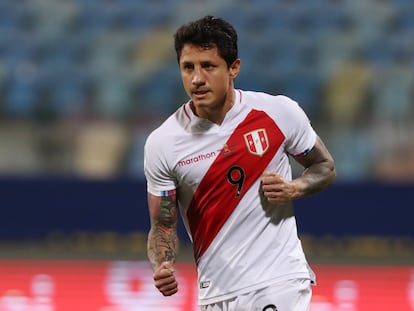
[0,260,413,310]
[0,0,413,181]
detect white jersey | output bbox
[144,89,317,305]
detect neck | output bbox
[192,89,236,125]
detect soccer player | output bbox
[144,15,336,311]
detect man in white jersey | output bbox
[144,16,336,311]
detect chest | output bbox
[173,110,286,189]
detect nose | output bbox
[192,67,205,86]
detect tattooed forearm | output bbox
[148,230,178,270]
[147,194,179,271]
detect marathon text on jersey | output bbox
[177,151,217,167]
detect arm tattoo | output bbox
[147,195,179,271]
[293,136,336,198]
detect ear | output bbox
[229,59,241,79]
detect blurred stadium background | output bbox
[0,0,413,310]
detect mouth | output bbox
[192,89,209,99]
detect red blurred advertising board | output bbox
[0,260,413,310]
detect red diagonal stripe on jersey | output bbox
[187,110,285,264]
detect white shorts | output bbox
[200,278,312,311]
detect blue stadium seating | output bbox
[1,0,413,121]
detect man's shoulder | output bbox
[149,105,186,134]
[240,90,298,112]
[145,109,184,147]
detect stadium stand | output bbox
[0,0,413,180]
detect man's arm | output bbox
[291,135,336,197]
[147,192,179,296]
[261,136,336,204]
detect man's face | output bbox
[179,43,239,117]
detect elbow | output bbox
[327,159,337,186]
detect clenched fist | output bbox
[153,261,178,296]
[261,171,298,204]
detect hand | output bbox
[261,172,298,204]
[153,261,178,296]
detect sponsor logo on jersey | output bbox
[199,280,210,289]
[244,129,269,156]
[217,143,239,156]
[222,143,232,156]
[177,151,217,167]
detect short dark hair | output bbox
[174,15,238,68]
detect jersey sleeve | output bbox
[144,130,177,196]
[279,96,317,157]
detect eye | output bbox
[202,63,215,69]
[181,63,194,71]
